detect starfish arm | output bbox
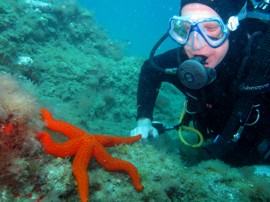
[72,139,94,202]
[40,108,86,139]
[94,143,143,191]
[36,131,81,157]
[95,135,141,147]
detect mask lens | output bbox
[199,20,225,40]
[170,18,192,44]
[197,19,228,47]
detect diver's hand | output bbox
[130,118,159,139]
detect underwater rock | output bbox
[253,165,270,177]
[24,0,52,11]
[15,55,33,66]
[0,73,41,191]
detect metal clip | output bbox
[255,0,270,11]
[232,132,241,142]
[245,105,260,126]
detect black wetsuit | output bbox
[136,19,270,165]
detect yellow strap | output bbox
[177,102,204,148]
[178,125,204,148]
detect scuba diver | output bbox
[130,0,270,166]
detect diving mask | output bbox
[169,16,229,48]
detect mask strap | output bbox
[227,1,248,31]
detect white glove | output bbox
[130,118,159,139]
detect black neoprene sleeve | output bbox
[136,48,183,120]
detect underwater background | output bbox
[79,0,179,56]
[0,0,270,201]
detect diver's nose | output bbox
[186,31,206,51]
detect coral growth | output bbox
[0,73,41,190]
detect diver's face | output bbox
[181,3,229,68]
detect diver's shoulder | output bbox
[241,18,269,33]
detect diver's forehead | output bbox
[181,3,220,20]
[182,12,220,21]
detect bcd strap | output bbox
[223,97,255,139]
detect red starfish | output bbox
[37,108,143,202]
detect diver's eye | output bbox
[205,25,219,32]
[202,22,223,39]
[203,22,219,31]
